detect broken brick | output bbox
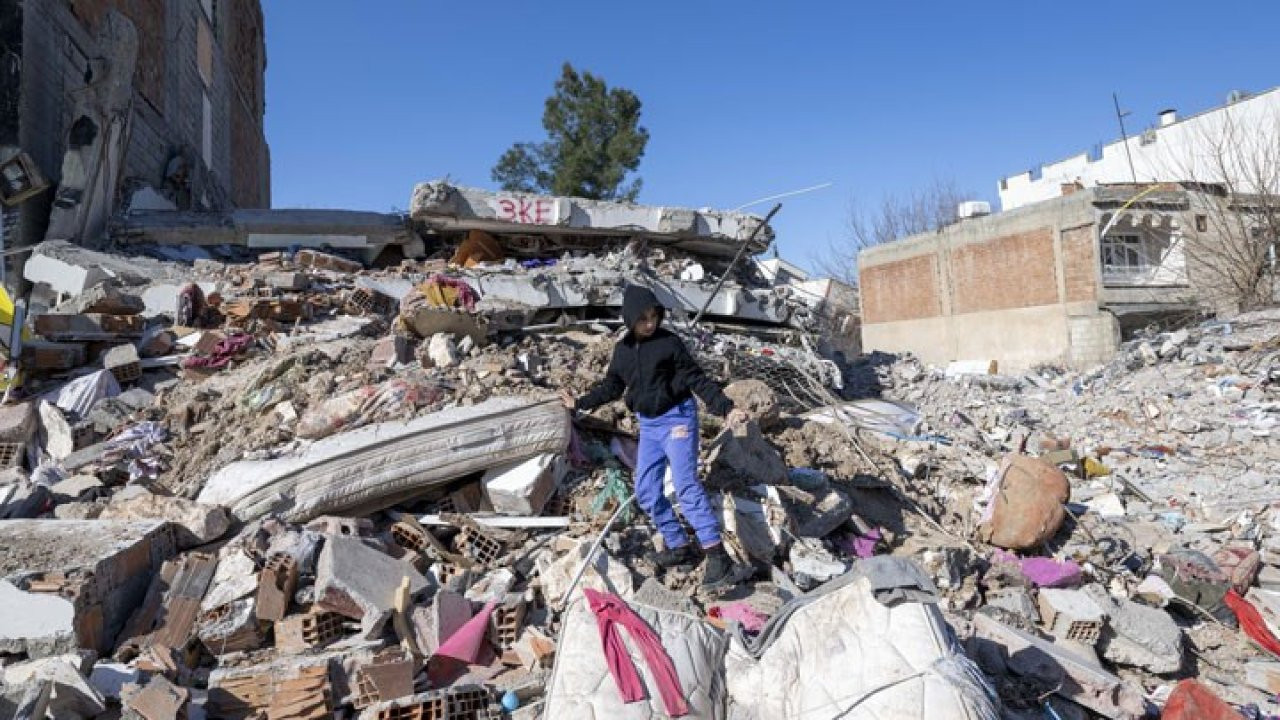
[125,674,189,720]
[274,610,348,653]
[34,313,145,341]
[296,249,362,274]
[256,552,300,622]
[103,343,142,385]
[353,650,416,709]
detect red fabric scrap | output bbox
[1224,589,1280,657]
[1160,679,1243,719]
[583,588,689,717]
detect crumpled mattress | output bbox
[544,595,728,719]
[197,397,568,523]
[725,567,1000,720]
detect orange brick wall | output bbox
[860,255,942,323]
[1061,225,1099,302]
[951,229,1057,314]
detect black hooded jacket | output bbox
[575,286,735,417]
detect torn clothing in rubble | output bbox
[583,588,690,718]
[181,333,254,370]
[576,286,734,418]
[635,397,721,549]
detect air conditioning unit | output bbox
[957,201,991,219]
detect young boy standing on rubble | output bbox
[561,285,748,590]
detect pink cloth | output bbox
[712,603,769,634]
[434,600,496,664]
[583,588,689,717]
[990,550,1082,588]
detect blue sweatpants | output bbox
[634,397,722,549]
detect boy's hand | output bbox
[559,390,576,410]
[727,408,749,427]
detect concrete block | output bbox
[0,580,77,658]
[98,492,230,549]
[295,249,362,274]
[1038,588,1106,645]
[969,613,1146,719]
[23,251,113,296]
[2,656,105,718]
[0,519,176,656]
[21,341,88,370]
[0,401,37,444]
[1082,584,1183,674]
[34,313,145,341]
[37,401,75,461]
[482,453,562,516]
[314,536,431,639]
[54,282,144,316]
[410,589,472,655]
[50,474,104,502]
[267,271,310,291]
[103,344,142,385]
[427,333,459,368]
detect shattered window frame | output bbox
[1100,233,1152,278]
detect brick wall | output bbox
[1061,224,1098,303]
[859,255,941,324]
[951,229,1057,314]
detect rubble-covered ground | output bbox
[1,234,1278,719]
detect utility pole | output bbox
[1112,92,1138,183]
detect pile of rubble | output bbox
[847,309,1280,718]
[0,180,1275,719]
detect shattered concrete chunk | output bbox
[314,536,431,638]
[427,333,459,368]
[54,282,145,316]
[98,492,230,549]
[1082,584,1183,674]
[705,422,788,488]
[0,580,76,658]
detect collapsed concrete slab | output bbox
[198,397,569,523]
[970,613,1147,719]
[410,181,774,259]
[22,241,177,295]
[0,520,176,656]
[115,209,414,248]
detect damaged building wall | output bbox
[0,0,269,277]
[858,185,1247,370]
[859,190,1119,371]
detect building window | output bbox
[1195,214,1208,232]
[1101,234,1149,276]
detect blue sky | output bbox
[263,1,1278,273]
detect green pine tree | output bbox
[492,63,649,202]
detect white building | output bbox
[999,88,1280,211]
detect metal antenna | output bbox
[1113,92,1138,183]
